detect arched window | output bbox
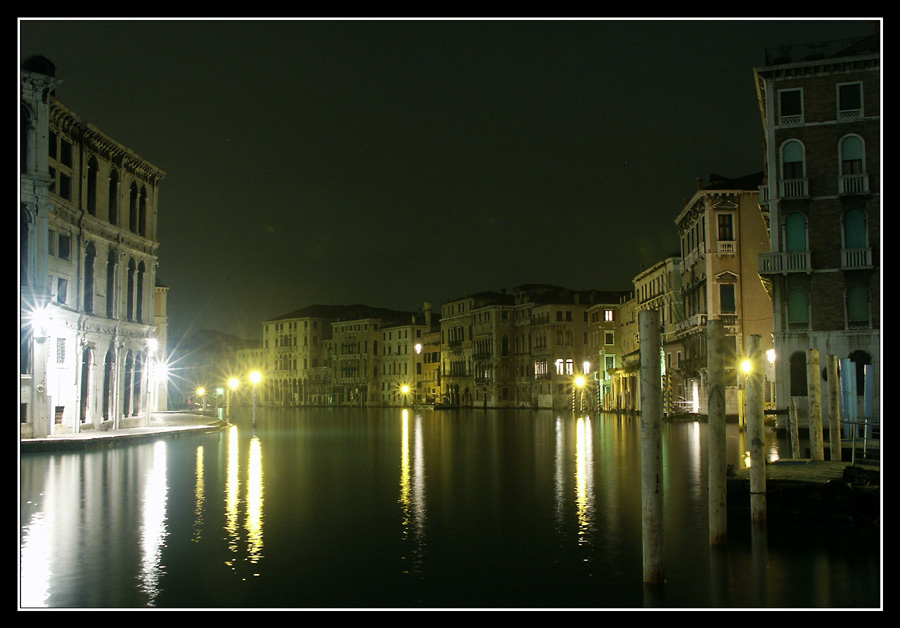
[782,140,805,180]
[839,135,864,175]
[136,261,146,323]
[129,183,138,232]
[108,169,119,225]
[106,250,117,318]
[787,288,810,330]
[21,104,32,174]
[138,186,147,237]
[126,258,136,322]
[20,206,31,286]
[84,242,96,314]
[133,354,143,416]
[789,352,808,397]
[103,350,114,420]
[123,351,133,418]
[846,286,870,329]
[87,157,99,215]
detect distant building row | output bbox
[225,30,879,422]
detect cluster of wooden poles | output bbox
[638,309,875,585]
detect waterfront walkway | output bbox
[20,412,225,453]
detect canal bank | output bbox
[19,412,226,453]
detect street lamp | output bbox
[401,384,410,407]
[196,386,206,412]
[250,371,261,427]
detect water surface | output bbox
[19,408,881,608]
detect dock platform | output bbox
[727,458,880,524]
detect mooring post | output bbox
[827,355,842,461]
[788,397,800,459]
[806,349,825,460]
[707,319,727,545]
[639,309,663,584]
[841,359,857,442]
[746,335,766,523]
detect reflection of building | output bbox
[754,28,880,427]
[674,173,774,416]
[20,57,166,437]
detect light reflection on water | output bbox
[19,409,880,608]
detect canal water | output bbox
[20,408,880,609]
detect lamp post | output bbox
[401,384,410,407]
[250,371,261,427]
[196,386,206,413]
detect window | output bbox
[789,352,808,396]
[83,243,96,314]
[56,277,67,305]
[784,212,807,252]
[781,140,805,180]
[604,309,614,322]
[840,135,864,175]
[720,284,736,314]
[846,286,870,329]
[837,82,862,120]
[87,157,99,215]
[778,88,803,125]
[843,209,868,249]
[839,135,867,194]
[108,169,119,225]
[717,213,734,241]
[58,233,71,260]
[787,288,810,330]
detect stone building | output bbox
[586,292,632,411]
[20,57,166,437]
[754,27,880,427]
[674,173,774,416]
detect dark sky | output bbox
[19,18,878,342]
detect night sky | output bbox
[19,18,878,343]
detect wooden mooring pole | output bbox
[707,319,727,545]
[639,310,663,584]
[807,349,825,460]
[827,355,842,460]
[746,335,766,523]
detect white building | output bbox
[20,57,166,437]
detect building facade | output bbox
[21,57,166,437]
[674,173,774,416]
[633,257,684,414]
[754,29,880,427]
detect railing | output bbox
[718,241,736,255]
[780,178,808,198]
[764,35,875,65]
[842,247,872,269]
[839,173,869,195]
[759,250,811,274]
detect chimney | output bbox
[424,301,432,332]
[696,177,704,190]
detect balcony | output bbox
[759,250,811,274]
[839,173,869,195]
[842,247,873,270]
[779,178,808,199]
[717,240,737,255]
